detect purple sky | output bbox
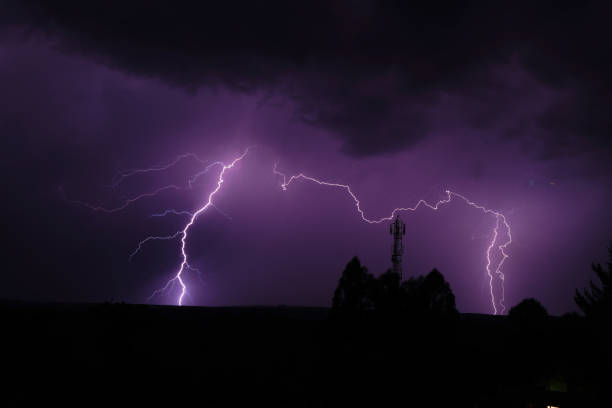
[1,1,611,314]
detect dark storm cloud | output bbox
[2,1,612,314]
[4,0,611,157]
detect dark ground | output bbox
[1,301,608,407]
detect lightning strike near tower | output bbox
[273,165,512,314]
[67,148,511,314]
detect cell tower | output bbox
[390,214,406,278]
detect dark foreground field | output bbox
[1,301,608,407]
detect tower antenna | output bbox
[390,214,406,278]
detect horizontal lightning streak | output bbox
[64,184,182,213]
[150,209,195,218]
[66,152,217,214]
[273,164,511,314]
[95,157,224,213]
[111,153,208,188]
[129,230,183,261]
[149,205,231,220]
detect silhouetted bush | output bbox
[331,257,376,316]
[372,269,403,315]
[508,298,548,325]
[331,258,457,318]
[415,268,458,316]
[575,244,612,319]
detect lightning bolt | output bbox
[111,153,208,188]
[273,165,511,315]
[66,147,510,314]
[63,152,222,214]
[64,149,249,306]
[129,230,183,261]
[62,184,182,213]
[148,148,252,306]
[150,209,194,218]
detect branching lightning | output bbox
[62,184,183,213]
[129,230,183,261]
[148,148,251,305]
[272,164,511,314]
[150,209,195,218]
[67,147,511,314]
[62,152,218,213]
[65,149,250,306]
[111,153,208,188]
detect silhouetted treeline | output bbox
[331,257,457,319]
[1,247,611,406]
[323,252,611,407]
[575,244,612,320]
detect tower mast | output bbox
[390,214,406,278]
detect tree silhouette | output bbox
[331,257,376,314]
[575,244,612,318]
[415,268,458,316]
[400,275,424,311]
[509,298,548,323]
[332,259,458,318]
[372,269,403,314]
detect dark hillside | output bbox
[1,301,606,407]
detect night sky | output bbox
[1,1,611,314]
